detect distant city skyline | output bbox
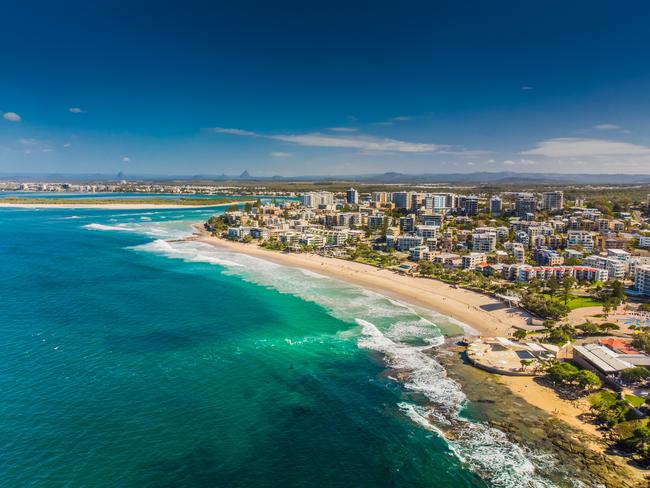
[2,1,650,175]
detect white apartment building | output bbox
[472,232,497,252]
[462,252,487,269]
[639,236,650,249]
[567,230,596,252]
[635,265,650,296]
[583,255,627,280]
[395,235,424,251]
[301,191,334,208]
[416,225,439,239]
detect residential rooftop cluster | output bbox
[212,187,650,299]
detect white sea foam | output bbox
[84,223,139,231]
[357,318,558,487]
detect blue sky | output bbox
[2,0,650,175]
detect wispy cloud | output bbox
[17,138,42,146]
[270,151,291,158]
[213,127,443,154]
[68,107,86,114]
[3,112,21,122]
[212,127,258,136]
[372,115,414,126]
[521,137,650,158]
[594,123,620,130]
[328,127,358,132]
[122,156,130,162]
[520,86,534,91]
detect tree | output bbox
[547,323,576,345]
[599,322,620,333]
[520,293,569,321]
[633,331,650,355]
[546,276,561,297]
[621,367,650,384]
[548,362,580,384]
[575,370,602,390]
[513,329,527,341]
[520,359,534,371]
[577,321,600,336]
[562,276,576,305]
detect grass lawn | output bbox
[565,295,603,310]
[625,394,646,408]
[541,293,602,310]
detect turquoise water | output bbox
[0,203,556,487]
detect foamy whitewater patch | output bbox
[356,318,562,487]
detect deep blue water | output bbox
[0,204,551,487]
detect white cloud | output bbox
[63,143,72,148]
[390,115,413,122]
[271,151,291,158]
[212,127,257,136]
[270,133,440,153]
[17,138,41,146]
[69,107,85,113]
[594,123,620,130]
[42,148,53,153]
[521,137,650,158]
[3,112,21,122]
[520,86,534,91]
[122,156,130,162]
[213,127,442,154]
[328,127,358,132]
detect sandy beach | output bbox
[192,227,530,337]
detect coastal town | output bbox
[201,184,650,470]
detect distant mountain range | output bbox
[2,171,650,185]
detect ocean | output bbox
[0,201,561,487]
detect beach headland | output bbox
[191,226,531,338]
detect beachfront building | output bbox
[583,255,627,280]
[392,235,424,252]
[504,264,608,283]
[639,236,650,249]
[462,252,487,270]
[573,343,634,378]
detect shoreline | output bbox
[191,227,530,338]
